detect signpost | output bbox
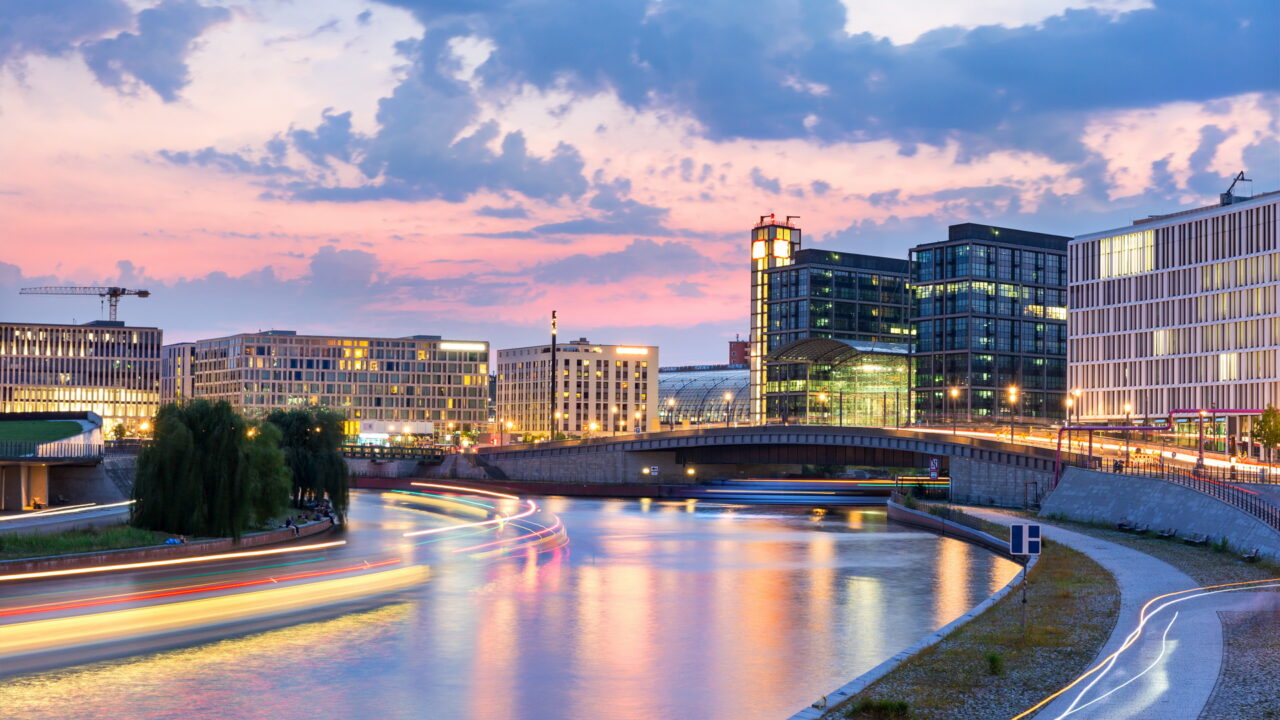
[928,457,940,482]
[1009,523,1042,633]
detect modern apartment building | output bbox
[163,330,489,439]
[496,338,658,437]
[161,342,196,403]
[1068,186,1279,439]
[748,215,912,423]
[911,223,1070,422]
[0,320,162,432]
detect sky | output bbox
[0,0,1277,365]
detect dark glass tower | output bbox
[910,223,1069,423]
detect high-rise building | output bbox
[496,338,658,437]
[748,215,911,424]
[0,320,162,433]
[911,223,1069,422]
[164,330,489,439]
[1068,186,1278,443]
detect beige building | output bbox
[496,338,658,438]
[1067,187,1279,430]
[164,330,489,439]
[0,320,162,433]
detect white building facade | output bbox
[1067,190,1279,429]
[163,330,489,439]
[496,338,658,438]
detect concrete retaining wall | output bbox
[1041,467,1280,561]
[886,501,1012,558]
[949,457,1054,508]
[0,517,333,575]
[477,448,698,484]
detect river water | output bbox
[0,493,1018,720]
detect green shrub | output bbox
[986,652,1005,675]
[845,698,912,719]
[900,493,919,509]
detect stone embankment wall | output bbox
[1041,467,1280,561]
[949,457,1054,508]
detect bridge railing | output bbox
[0,440,104,462]
[339,444,445,462]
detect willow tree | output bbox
[133,400,291,539]
[266,407,349,517]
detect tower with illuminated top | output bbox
[749,214,801,424]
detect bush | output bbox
[900,493,919,509]
[986,652,1005,675]
[845,698,912,719]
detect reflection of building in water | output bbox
[764,338,910,427]
[658,363,749,428]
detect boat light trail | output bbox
[0,540,346,583]
[410,482,519,500]
[0,559,401,619]
[453,518,564,554]
[0,565,429,661]
[402,499,537,538]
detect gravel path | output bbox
[1200,610,1280,720]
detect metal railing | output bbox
[0,441,104,461]
[339,445,445,462]
[1111,458,1280,531]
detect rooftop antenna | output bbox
[759,213,774,225]
[785,215,800,226]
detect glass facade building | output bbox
[1068,189,1278,442]
[911,223,1069,422]
[658,364,749,427]
[764,338,910,426]
[167,330,490,438]
[0,320,162,433]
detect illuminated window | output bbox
[772,240,791,258]
[752,240,768,259]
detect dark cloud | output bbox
[376,0,1277,161]
[289,110,355,167]
[0,0,131,65]
[158,147,297,176]
[750,168,781,194]
[82,0,230,102]
[528,237,716,284]
[530,179,671,235]
[356,10,373,25]
[811,180,831,196]
[476,204,528,219]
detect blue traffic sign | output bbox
[1009,523,1042,555]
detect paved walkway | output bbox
[961,507,1231,720]
[0,505,129,536]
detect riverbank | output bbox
[0,525,170,560]
[825,507,1118,720]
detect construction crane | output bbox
[19,286,152,322]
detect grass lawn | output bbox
[0,525,171,560]
[0,421,84,444]
[831,519,1119,720]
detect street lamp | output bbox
[949,387,960,435]
[667,397,676,432]
[818,392,828,426]
[1006,385,1019,442]
[589,420,599,437]
[723,391,734,428]
[505,420,514,445]
[1198,409,1208,469]
[611,405,619,437]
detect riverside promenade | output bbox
[963,508,1279,720]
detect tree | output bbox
[133,400,291,539]
[1255,405,1280,463]
[266,407,350,517]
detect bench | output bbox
[1116,519,1135,532]
[1156,528,1176,539]
[1132,524,1150,535]
[1183,533,1209,546]
[1242,548,1260,563]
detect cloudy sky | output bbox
[1,0,1276,364]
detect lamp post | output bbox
[1007,385,1019,442]
[634,410,643,434]
[504,420,514,446]
[818,392,829,426]
[553,411,562,441]
[667,397,676,432]
[723,392,734,428]
[1198,409,1207,469]
[589,420,599,438]
[611,405,619,437]
[1123,402,1133,466]
[447,421,456,450]
[949,387,960,435]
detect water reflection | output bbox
[0,496,1018,720]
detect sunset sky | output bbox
[1,0,1276,364]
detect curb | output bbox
[788,503,1033,719]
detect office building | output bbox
[164,330,489,440]
[658,363,749,428]
[0,320,162,433]
[748,215,912,423]
[161,342,196,403]
[911,223,1070,422]
[728,338,748,365]
[496,338,658,437]
[1068,184,1278,442]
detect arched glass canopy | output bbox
[658,366,750,427]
